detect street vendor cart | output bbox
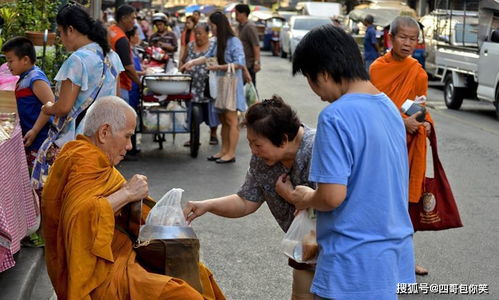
[138,74,201,158]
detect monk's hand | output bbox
[183,201,209,224]
[423,121,431,136]
[124,174,148,202]
[403,112,424,134]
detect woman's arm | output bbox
[179,56,207,71]
[42,79,80,116]
[183,194,262,223]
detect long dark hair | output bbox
[184,16,194,46]
[56,4,110,54]
[209,11,235,64]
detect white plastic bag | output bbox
[146,188,188,226]
[208,71,218,99]
[281,209,318,263]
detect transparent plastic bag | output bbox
[244,82,259,107]
[281,209,318,263]
[145,188,188,226]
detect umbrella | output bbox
[201,5,218,15]
[224,3,238,13]
[185,4,202,13]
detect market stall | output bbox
[0,91,38,272]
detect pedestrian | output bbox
[108,4,141,106]
[184,96,317,299]
[235,4,261,85]
[180,11,251,164]
[181,23,219,147]
[149,12,178,60]
[369,15,433,276]
[2,36,55,247]
[179,16,197,67]
[192,10,201,24]
[279,24,416,299]
[32,3,124,189]
[362,14,379,71]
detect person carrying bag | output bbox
[214,63,238,111]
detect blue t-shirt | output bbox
[309,93,415,300]
[15,66,50,151]
[364,26,379,61]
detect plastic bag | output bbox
[244,82,259,107]
[281,209,318,263]
[146,188,188,226]
[208,71,217,99]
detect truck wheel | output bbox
[444,74,464,110]
[495,86,499,121]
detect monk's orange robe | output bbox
[42,135,225,300]
[370,51,434,204]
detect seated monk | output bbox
[369,16,433,276]
[41,96,225,300]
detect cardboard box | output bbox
[0,90,17,114]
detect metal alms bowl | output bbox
[138,224,198,242]
[145,74,192,95]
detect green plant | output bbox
[15,0,59,33]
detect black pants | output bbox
[248,67,256,87]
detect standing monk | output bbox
[42,96,225,300]
[369,16,433,276]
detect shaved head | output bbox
[390,16,419,36]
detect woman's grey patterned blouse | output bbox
[237,126,316,232]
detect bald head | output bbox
[83,96,136,137]
[390,16,419,36]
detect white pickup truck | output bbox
[432,0,499,119]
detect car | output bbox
[280,16,332,60]
[419,10,479,78]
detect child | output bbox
[2,37,54,171]
[2,37,55,247]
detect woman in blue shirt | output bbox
[32,4,124,189]
[181,11,251,164]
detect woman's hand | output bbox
[183,200,211,224]
[180,61,193,72]
[41,101,55,115]
[275,174,294,201]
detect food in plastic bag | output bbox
[244,82,259,107]
[281,209,318,263]
[146,188,188,226]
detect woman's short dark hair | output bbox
[1,37,36,63]
[292,24,369,84]
[243,95,301,147]
[116,4,136,23]
[57,4,110,54]
[209,11,235,65]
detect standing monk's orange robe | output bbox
[42,135,225,300]
[369,51,434,204]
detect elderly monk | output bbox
[369,16,433,276]
[42,96,225,300]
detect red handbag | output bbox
[409,124,463,231]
